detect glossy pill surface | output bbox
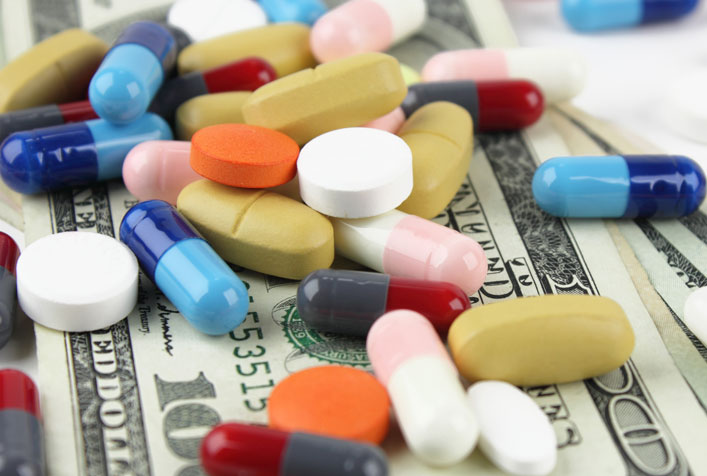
[297,127,413,218]
[683,287,707,347]
[268,366,390,444]
[122,140,200,205]
[469,381,556,476]
[397,101,473,219]
[260,0,328,24]
[0,369,45,476]
[89,22,177,124]
[0,113,172,194]
[175,91,250,141]
[310,0,427,62]
[297,268,469,337]
[191,124,299,188]
[178,23,316,78]
[0,29,107,113]
[422,48,585,104]
[332,209,487,295]
[0,100,98,144]
[562,0,698,31]
[120,200,249,335]
[242,52,407,145]
[532,155,706,218]
[201,422,389,476]
[0,232,19,350]
[168,0,267,42]
[177,180,334,280]
[148,57,275,121]
[368,310,478,466]
[448,295,635,386]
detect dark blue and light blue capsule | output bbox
[120,200,249,335]
[532,155,706,218]
[562,0,699,31]
[89,21,177,124]
[0,113,172,194]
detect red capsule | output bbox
[0,232,19,276]
[297,269,470,337]
[476,80,544,132]
[57,100,99,123]
[202,57,277,93]
[0,369,45,476]
[201,422,388,476]
[0,369,39,416]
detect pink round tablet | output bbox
[363,107,406,133]
[122,140,201,205]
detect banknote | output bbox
[550,104,707,412]
[15,0,707,475]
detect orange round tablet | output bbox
[268,365,390,444]
[190,123,299,188]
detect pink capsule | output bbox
[122,140,200,204]
[310,0,427,63]
[422,48,586,104]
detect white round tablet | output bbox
[684,287,707,346]
[297,127,413,218]
[17,232,138,333]
[468,381,557,476]
[167,0,268,43]
[664,69,707,144]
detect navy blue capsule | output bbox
[532,155,706,218]
[562,0,699,31]
[120,200,249,335]
[0,113,172,194]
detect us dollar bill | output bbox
[550,104,707,412]
[19,0,707,475]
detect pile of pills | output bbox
[0,0,705,475]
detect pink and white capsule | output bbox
[367,310,479,466]
[310,0,427,63]
[122,140,200,205]
[422,48,586,104]
[331,209,487,295]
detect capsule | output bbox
[562,0,699,31]
[0,100,98,144]
[119,200,249,335]
[532,155,707,218]
[297,269,469,337]
[89,21,177,124]
[259,0,328,25]
[122,141,200,205]
[0,369,45,476]
[168,0,268,42]
[331,209,487,295]
[0,113,172,195]
[310,0,427,62]
[148,57,276,121]
[422,48,586,104]
[175,91,250,140]
[0,233,20,350]
[201,422,388,476]
[367,310,478,466]
[367,80,544,133]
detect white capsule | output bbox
[367,310,478,466]
[468,381,557,476]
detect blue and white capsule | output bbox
[532,155,706,218]
[0,113,172,194]
[258,0,328,25]
[562,0,699,32]
[120,200,249,335]
[89,21,177,124]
